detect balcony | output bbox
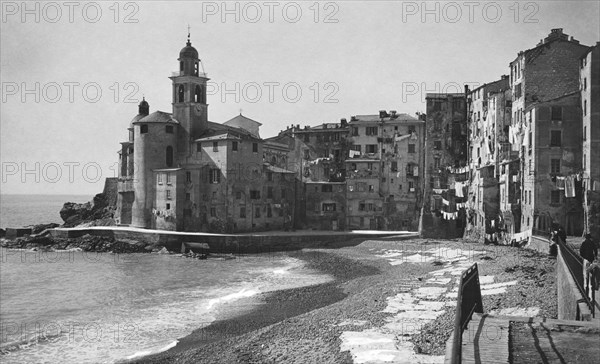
[171,71,208,78]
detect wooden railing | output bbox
[449,263,483,363]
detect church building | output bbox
[115,36,296,232]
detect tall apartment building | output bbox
[422,94,468,238]
[345,111,426,230]
[510,28,589,235]
[464,76,511,241]
[581,43,600,238]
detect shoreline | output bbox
[131,247,380,363]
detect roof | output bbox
[510,30,588,65]
[200,121,261,141]
[264,164,296,174]
[350,113,422,124]
[130,114,146,125]
[195,132,241,142]
[425,93,465,99]
[223,114,262,138]
[134,111,179,124]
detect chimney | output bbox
[323,124,328,129]
[390,110,397,119]
[379,110,388,119]
[351,116,357,122]
[340,118,348,127]
[501,74,508,80]
[296,124,300,129]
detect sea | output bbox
[0,195,332,363]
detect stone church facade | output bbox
[115,37,295,232]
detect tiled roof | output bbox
[134,111,179,124]
[351,113,422,123]
[195,132,241,142]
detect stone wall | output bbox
[556,246,593,321]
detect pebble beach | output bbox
[134,237,557,363]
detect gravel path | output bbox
[133,238,557,363]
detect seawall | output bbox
[50,227,418,254]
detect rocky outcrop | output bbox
[1,233,152,253]
[60,193,115,227]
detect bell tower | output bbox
[170,32,209,149]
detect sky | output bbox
[1,0,599,195]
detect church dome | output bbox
[179,40,198,60]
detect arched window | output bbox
[179,61,184,72]
[194,62,199,76]
[178,85,184,103]
[166,146,174,167]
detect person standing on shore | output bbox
[580,233,598,296]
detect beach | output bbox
[135,238,557,363]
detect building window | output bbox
[236,191,242,200]
[185,193,190,201]
[166,190,172,200]
[210,169,221,184]
[166,146,174,167]
[391,161,398,172]
[369,185,375,192]
[166,125,174,134]
[551,106,562,120]
[434,140,442,150]
[366,126,378,136]
[240,207,246,218]
[550,158,561,174]
[267,186,273,198]
[322,184,333,192]
[212,141,218,152]
[255,206,261,218]
[584,100,587,116]
[178,85,184,103]
[250,190,260,199]
[267,172,273,182]
[408,125,416,134]
[266,205,272,217]
[408,144,416,154]
[186,171,191,182]
[252,143,258,153]
[584,126,587,141]
[166,173,172,185]
[157,173,163,185]
[366,144,378,154]
[550,130,562,147]
[197,143,202,152]
[551,190,561,204]
[434,157,440,169]
[322,203,336,212]
[210,207,216,217]
[166,203,171,210]
[140,124,148,134]
[408,181,415,191]
[281,188,286,199]
[232,141,238,151]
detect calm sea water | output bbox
[0,195,333,363]
[0,194,91,228]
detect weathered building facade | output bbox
[509,28,589,236]
[581,43,600,239]
[345,112,425,230]
[422,94,468,238]
[464,77,511,242]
